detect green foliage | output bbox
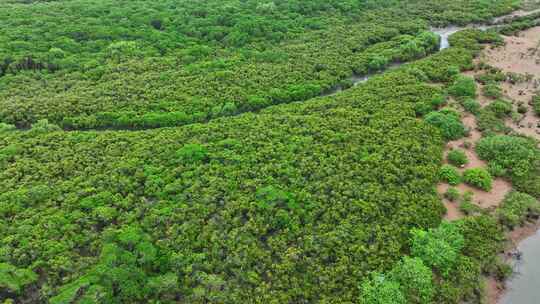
[447,149,468,167]
[0,0,516,129]
[457,215,505,272]
[462,168,493,191]
[425,110,466,141]
[498,11,540,35]
[29,119,61,134]
[444,187,460,202]
[0,72,449,302]
[176,143,208,163]
[476,108,511,135]
[497,191,540,229]
[411,222,465,277]
[476,135,540,197]
[439,165,461,185]
[534,93,540,116]
[0,123,16,133]
[461,98,481,115]
[0,263,37,294]
[448,29,504,51]
[389,257,434,304]
[482,82,503,99]
[51,226,178,303]
[485,99,513,118]
[448,75,476,98]
[475,69,506,84]
[360,274,406,304]
[0,1,524,302]
[476,135,540,179]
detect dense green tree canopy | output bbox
[0,0,531,303]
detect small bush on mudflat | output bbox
[444,187,460,201]
[463,168,492,191]
[439,165,461,185]
[476,135,538,179]
[497,191,540,228]
[425,109,466,140]
[448,76,476,98]
[482,82,502,99]
[533,93,540,116]
[485,99,513,118]
[447,149,468,167]
[461,98,481,115]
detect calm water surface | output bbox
[499,229,540,304]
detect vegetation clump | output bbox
[448,75,477,98]
[497,191,540,229]
[447,149,468,167]
[439,165,461,185]
[533,93,540,116]
[476,135,540,197]
[425,109,466,141]
[444,187,460,202]
[411,222,464,277]
[482,82,503,99]
[461,98,481,115]
[463,168,493,191]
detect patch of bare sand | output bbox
[479,26,540,139]
[438,179,511,211]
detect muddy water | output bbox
[499,229,540,304]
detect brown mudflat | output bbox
[480,26,540,140]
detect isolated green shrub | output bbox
[463,168,492,191]
[485,99,513,118]
[444,187,460,201]
[448,76,476,98]
[460,201,484,216]
[425,110,465,140]
[475,71,506,84]
[476,135,538,178]
[534,93,540,116]
[476,109,511,134]
[439,165,461,185]
[447,149,468,167]
[482,82,502,99]
[497,191,540,228]
[461,98,481,115]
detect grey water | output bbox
[499,229,540,304]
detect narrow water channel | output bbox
[499,229,540,304]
